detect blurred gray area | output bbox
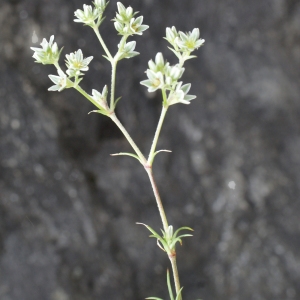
[1,0,300,299]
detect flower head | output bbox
[176,28,205,52]
[93,0,107,12]
[140,70,164,93]
[167,82,196,105]
[164,64,184,86]
[148,52,168,73]
[165,26,179,48]
[74,4,99,27]
[65,49,93,77]
[91,85,109,109]
[113,2,148,36]
[31,35,62,65]
[117,41,139,59]
[48,69,72,92]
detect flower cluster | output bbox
[165,27,205,61]
[47,49,93,91]
[113,2,148,36]
[30,35,63,65]
[74,0,107,28]
[140,53,195,106]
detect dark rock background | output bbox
[1,0,300,299]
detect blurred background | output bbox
[1,0,300,299]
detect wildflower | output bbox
[176,28,205,52]
[93,0,107,12]
[165,26,179,48]
[164,64,184,86]
[65,49,93,77]
[117,41,139,59]
[113,2,148,36]
[91,85,108,110]
[74,4,99,27]
[167,82,196,105]
[140,70,164,92]
[31,35,62,65]
[148,52,167,73]
[48,69,71,92]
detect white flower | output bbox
[165,64,184,86]
[113,2,148,36]
[148,52,167,73]
[93,0,107,12]
[128,16,149,35]
[165,26,179,47]
[48,69,70,92]
[140,70,164,92]
[91,85,108,109]
[176,28,205,52]
[65,49,93,77]
[31,35,62,65]
[117,41,139,59]
[74,4,99,26]
[167,82,196,105]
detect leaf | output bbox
[153,149,172,159]
[166,269,175,300]
[110,152,141,162]
[113,96,122,110]
[173,227,193,239]
[175,287,184,300]
[88,109,109,116]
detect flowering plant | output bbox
[31,1,204,299]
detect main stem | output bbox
[145,168,169,232]
[170,256,181,299]
[110,114,182,298]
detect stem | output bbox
[93,27,113,61]
[110,60,117,109]
[145,168,169,232]
[170,255,182,300]
[110,113,147,164]
[146,168,182,300]
[147,104,168,165]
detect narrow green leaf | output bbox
[175,287,184,300]
[146,297,164,300]
[153,149,172,159]
[137,223,161,237]
[113,96,122,109]
[102,55,110,61]
[88,109,109,116]
[110,152,141,162]
[173,227,193,239]
[167,270,175,300]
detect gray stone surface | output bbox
[1,0,300,299]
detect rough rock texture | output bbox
[1,0,300,299]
